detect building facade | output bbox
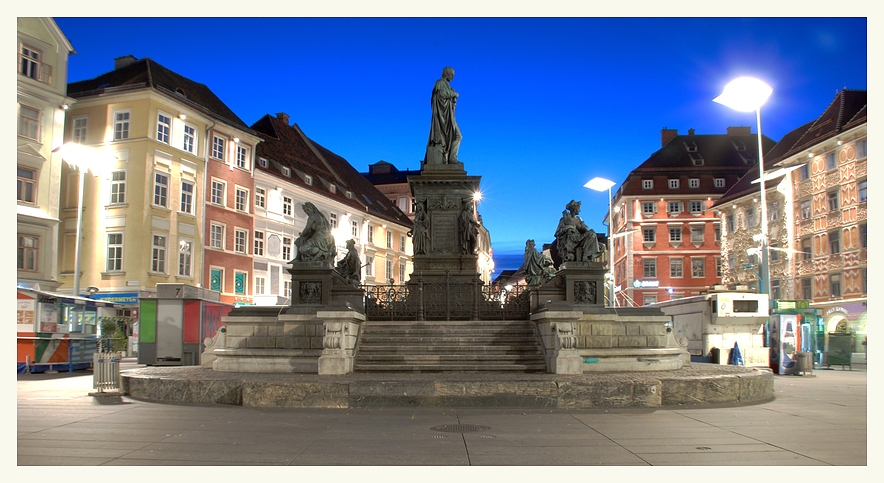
[17,17,75,293]
[609,127,775,306]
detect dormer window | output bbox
[281,166,291,177]
[732,140,746,151]
[738,151,754,164]
[689,152,704,166]
[304,175,312,185]
[684,141,698,152]
[330,184,336,194]
[258,157,268,168]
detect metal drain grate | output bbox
[430,424,491,433]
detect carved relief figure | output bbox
[335,239,361,285]
[293,202,337,263]
[424,66,462,165]
[555,200,601,263]
[520,239,557,287]
[408,202,430,255]
[459,199,480,255]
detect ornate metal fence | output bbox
[362,276,530,321]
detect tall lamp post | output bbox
[713,76,773,298]
[585,177,617,307]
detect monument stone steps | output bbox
[354,319,547,373]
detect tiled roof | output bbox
[767,89,867,166]
[361,161,422,185]
[66,57,251,132]
[619,130,776,197]
[251,114,412,227]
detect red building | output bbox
[609,127,775,306]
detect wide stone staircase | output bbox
[354,320,547,372]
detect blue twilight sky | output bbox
[52,15,868,273]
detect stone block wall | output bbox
[222,314,324,351]
[574,314,672,349]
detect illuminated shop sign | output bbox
[632,280,660,288]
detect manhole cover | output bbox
[430,424,491,433]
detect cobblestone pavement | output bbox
[16,362,868,468]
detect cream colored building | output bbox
[16,17,75,292]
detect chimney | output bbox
[661,127,679,147]
[276,112,290,124]
[114,55,137,70]
[727,126,752,136]
[688,128,695,136]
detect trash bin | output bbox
[711,348,720,364]
[796,351,813,375]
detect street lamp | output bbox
[585,177,617,306]
[53,143,114,297]
[714,77,772,298]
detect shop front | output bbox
[811,300,867,368]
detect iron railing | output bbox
[362,276,530,321]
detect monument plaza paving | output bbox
[16,361,867,466]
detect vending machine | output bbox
[769,314,801,375]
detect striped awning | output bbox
[16,287,118,308]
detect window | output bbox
[180,180,194,214]
[745,207,757,228]
[860,224,867,248]
[670,258,683,278]
[397,196,409,213]
[827,191,839,211]
[800,200,811,220]
[106,233,123,272]
[715,257,722,277]
[799,164,810,180]
[283,237,292,261]
[643,294,658,305]
[689,201,704,214]
[713,224,721,243]
[283,196,292,216]
[17,166,36,204]
[110,171,126,204]
[20,44,50,82]
[212,135,226,160]
[234,229,248,254]
[801,238,812,260]
[254,231,264,256]
[400,263,406,282]
[367,225,374,244]
[801,278,812,300]
[255,277,266,295]
[689,178,699,189]
[304,175,312,185]
[769,242,780,262]
[234,272,247,295]
[829,231,840,254]
[19,105,40,140]
[351,220,359,238]
[401,235,406,252]
[178,240,192,277]
[258,157,268,168]
[255,187,265,209]
[857,139,867,159]
[157,113,171,144]
[770,280,781,300]
[210,224,224,249]
[667,201,682,214]
[642,201,656,215]
[669,226,682,243]
[826,152,836,170]
[726,214,735,233]
[386,259,393,281]
[691,258,705,278]
[284,280,292,298]
[154,172,169,207]
[768,201,779,221]
[282,167,291,177]
[113,111,130,140]
[690,226,704,244]
[643,259,656,278]
[714,178,725,188]
[17,235,39,271]
[668,179,679,189]
[830,274,841,297]
[151,235,167,273]
[642,180,653,189]
[72,117,88,144]
[386,230,393,248]
[235,145,249,169]
[329,213,338,229]
[366,255,374,276]
[183,124,196,154]
[727,252,735,271]
[211,180,226,205]
[235,187,248,212]
[210,268,223,292]
[859,181,867,202]
[642,227,656,243]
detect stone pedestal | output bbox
[287,262,333,313]
[317,309,364,375]
[531,310,583,374]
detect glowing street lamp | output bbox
[52,143,115,297]
[585,176,616,306]
[714,76,772,297]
